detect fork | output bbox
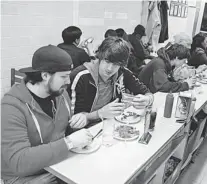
[92,129,103,140]
[83,129,103,149]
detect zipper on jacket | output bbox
[51,100,57,121]
[90,83,98,112]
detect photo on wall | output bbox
[169,0,188,18]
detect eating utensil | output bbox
[82,129,103,149]
[92,129,103,140]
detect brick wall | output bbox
[1,1,194,98]
[1,1,74,97]
[1,1,143,98]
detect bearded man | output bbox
[1,45,93,184]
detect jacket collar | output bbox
[84,59,119,86]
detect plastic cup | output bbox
[122,93,134,109]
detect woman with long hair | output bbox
[188,33,207,68]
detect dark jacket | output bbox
[58,43,90,69]
[1,81,71,180]
[139,48,189,93]
[188,47,207,68]
[128,33,151,63]
[68,60,151,114]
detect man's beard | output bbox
[48,77,69,97]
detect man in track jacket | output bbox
[67,37,154,127]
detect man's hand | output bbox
[69,113,88,129]
[98,99,125,119]
[132,94,150,109]
[185,77,196,89]
[68,129,93,148]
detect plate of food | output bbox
[115,110,141,124]
[113,125,139,141]
[70,137,102,154]
[198,78,207,84]
[194,81,201,87]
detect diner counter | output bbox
[46,85,207,184]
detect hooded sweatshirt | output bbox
[68,59,152,115]
[1,81,71,180]
[188,47,207,68]
[139,48,189,93]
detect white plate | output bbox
[113,133,139,141]
[70,137,102,154]
[198,79,207,84]
[113,125,140,141]
[194,82,201,87]
[115,115,141,124]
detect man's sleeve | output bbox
[151,69,189,93]
[68,70,91,114]
[130,39,146,61]
[1,105,69,177]
[79,50,91,65]
[124,68,150,95]
[199,53,207,65]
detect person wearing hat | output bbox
[128,24,153,67]
[1,45,93,184]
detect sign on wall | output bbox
[169,0,188,18]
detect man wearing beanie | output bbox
[1,45,93,184]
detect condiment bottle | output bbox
[164,92,174,118]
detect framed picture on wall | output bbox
[174,5,178,16]
[169,0,188,18]
[181,6,185,17]
[184,6,188,17]
[169,4,175,16]
[177,5,182,16]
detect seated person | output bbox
[115,28,129,42]
[188,33,207,68]
[139,44,196,93]
[58,26,93,69]
[1,45,93,184]
[115,28,143,77]
[104,29,117,38]
[173,32,192,49]
[172,63,195,82]
[67,37,154,127]
[128,24,153,66]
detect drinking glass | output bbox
[122,93,134,109]
[102,120,115,146]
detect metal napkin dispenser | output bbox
[175,92,193,119]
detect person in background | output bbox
[188,33,207,68]
[115,28,143,77]
[128,24,153,66]
[115,28,129,42]
[67,37,153,127]
[139,44,196,93]
[1,45,93,184]
[173,32,192,49]
[58,26,93,69]
[170,33,194,82]
[104,29,117,38]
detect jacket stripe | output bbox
[71,70,90,114]
[26,103,43,144]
